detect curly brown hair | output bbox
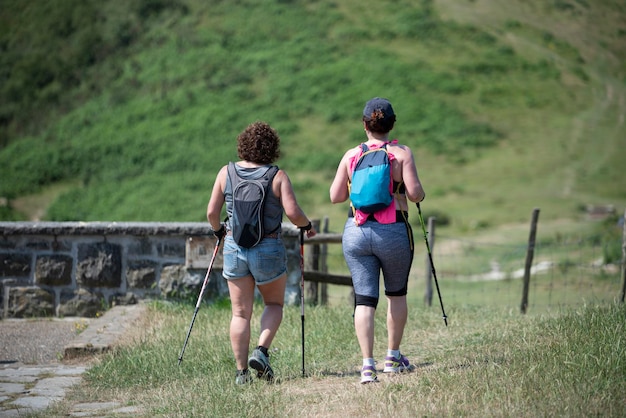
[237,121,281,164]
[363,110,396,134]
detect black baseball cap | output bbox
[363,97,395,120]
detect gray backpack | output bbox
[227,163,279,248]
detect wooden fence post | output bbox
[521,208,540,314]
[622,210,626,303]
[424,216,436,307]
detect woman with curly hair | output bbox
[207,121,316,385]
[330,98,426,384]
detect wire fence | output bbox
[423,234,622,313]
[308,222,625,315]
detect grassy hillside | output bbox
[1,0,625,233]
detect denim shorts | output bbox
[222,235,287,285]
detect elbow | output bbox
[206,207,220,224]
[329,180,349,204]
[407,188,425,203]
[329,190,348,204]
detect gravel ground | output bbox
[0,318,90,365]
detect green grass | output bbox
[41,300,626,417]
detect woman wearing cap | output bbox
[330,97,426,384]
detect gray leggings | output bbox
[342,217,414,308]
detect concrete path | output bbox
[0,303,146,417]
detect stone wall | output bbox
[0,222,303,318]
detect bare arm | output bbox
[206,165,227,231]
[275,170,317,237]
[329,150,353,204]
[400,147,426,203]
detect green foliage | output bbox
[1,0,625,224]
[1,1,111,141]
[0,204,26,221]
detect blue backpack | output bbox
[349,143,393,214]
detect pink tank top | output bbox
[349,140,398,226]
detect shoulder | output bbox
[273,168,289,183]
[343,145,363,160]
[387,141,410,151]
[215,165,229,191]
[387,142,414,157]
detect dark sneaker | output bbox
[383,353,415,373]
[360,365,378,384]
[248,349,274,381]
[235,369,252,385]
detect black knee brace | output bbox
[354,294,379,309]
[385,286,408,297]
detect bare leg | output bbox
[256,273,287,348]
[354,305,376,359]
[387,295,407,351]
[227,276,255,370]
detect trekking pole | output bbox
[299,227,306,377]
[416,203,448,326]
[177,237,222,365]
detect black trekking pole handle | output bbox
[417,203,448,327]
[178,236,222,365]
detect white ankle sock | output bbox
[363,358,375,367]
[387,349,400,359]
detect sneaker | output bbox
[248,349,274,381]
[360,365,378,384]
[235,369,252,385]
[383,353,415,373]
